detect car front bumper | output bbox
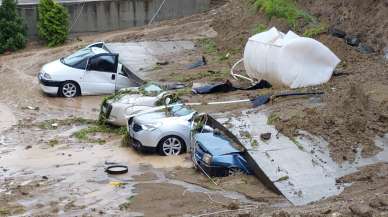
[38,73,61,95]
[193,154,229,177]
[128,124,161,149]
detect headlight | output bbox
[202,153,212,165]
[141,122,162,131]
[43,72,52,80]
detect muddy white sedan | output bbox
[128,105,196,156]
[38,42,140,97]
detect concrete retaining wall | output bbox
[18,0,210,37]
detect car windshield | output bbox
[169,105,194,117]
[61,48,95,68]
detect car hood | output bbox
[41,59,72,76]
[195,133,241,156]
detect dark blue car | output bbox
[193,132,252,177]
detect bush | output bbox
[251,0,312,27]
[37,0,69,47]
[0,0,27,54]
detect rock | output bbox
[357,43,374,54]
[260,133,272,141]
[346,36,361,47]
[322,209,332,214]
[349,204,374,217]
[272,211,290,217]
[330,28,347,38]
[25,145,32,150]
[238,213,251,217]
[42,176,48,180]
[156,61,169,66]
[226,202,239,210]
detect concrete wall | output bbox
[18,0,210,37]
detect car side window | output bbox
[88,55,116,73]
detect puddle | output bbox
[213,109,388,206]
[106,40,195,72]
[0,103,16,132]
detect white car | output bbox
[128,105,196,156]
[100,83,181,126]
[38,42,141,97]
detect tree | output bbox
[37,0,69,47]
[0,0,27,54]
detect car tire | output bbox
[157,136,186,156]
[59,81,80,98]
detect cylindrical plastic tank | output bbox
[243,27,341,89]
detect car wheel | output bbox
[158,136,185,156]
[60,81,80,98]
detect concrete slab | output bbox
[106,40,195,73]
[212,109,388,206]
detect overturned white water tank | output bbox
[243,27,340,89]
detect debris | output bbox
[357,43,374,54]
[192,80,271,94]
[22,106,39,111]
[105,165,128,175]
[192,80,236,94]
[251,92,324,107]
[51,123,59,128]
[109,181,127,187]
[345,36,361,47]
[260,133,272,141]
[42,176,48,180]
[383,47,388,60]
[187,56,207,69]
[25,145,32,150]
[330,28,346,38]
[226,202,240,210]
[274,176,289,182]
[156,60,169,66]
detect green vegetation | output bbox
[251,0,312,27]
[37,0,69,47]
[290,137,304,150]
[267,113,280,125]
[198,38,217,54]
[119,196,134,210]
[275,175,289,182]
[48,139,59,147]
[73,124,126,144]
[303,23,328,37]
[0,0,27,54]
[37,117,94,129]
[252,23,267,34]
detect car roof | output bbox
[91,47,109,55]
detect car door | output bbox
[81,54,118,95]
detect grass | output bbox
[303,23,328,37]
[275,175,289,182]
[48,139,59,147]
[37,117,94,130]
[119,196,134,210]
[267,113,280,125]
[290,137,304,151]
[252,23,267,34]
[73,124,127,144]
[251,0,313,28]
[198,38,217,54]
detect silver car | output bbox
[128,105,196,156]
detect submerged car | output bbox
[128,105,196,156]
[38,42,140,97]
[192,115,252,177]
[100,83,181,126]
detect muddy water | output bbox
[0,103,16,133]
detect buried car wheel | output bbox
[60,81,80,98]
[158,136,186,156]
